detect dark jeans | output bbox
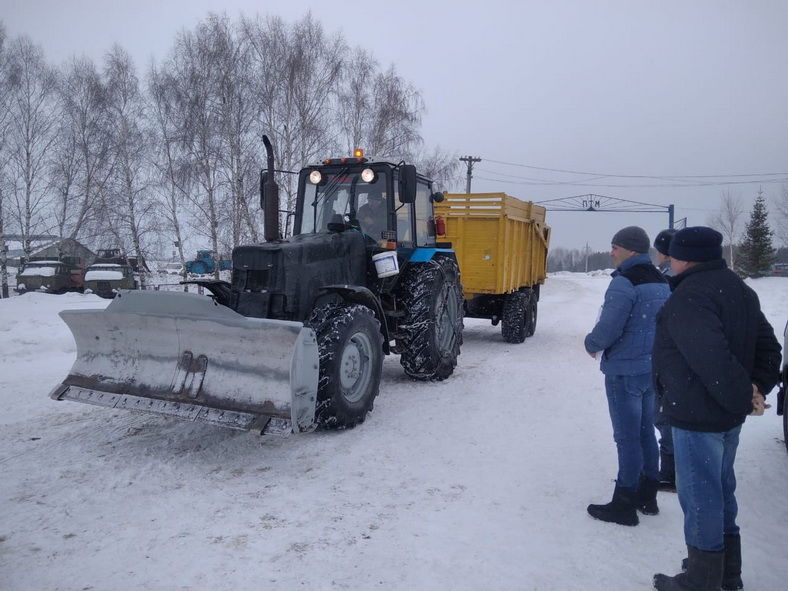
[604,373,660,489]
[673,425,741,551]
[654,400,673,454]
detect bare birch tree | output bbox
[0,24,12,297]
[148,63,191,272]
[709,190,745,266]
[103,45,157,286]
[413,145,463,192]
[365,65,423,159]
[5,36,58,260]
[58,56,113,243]
[211,17,260,246]
[164,17,230,279]
[244,13,345,236]
[336,54,424,160]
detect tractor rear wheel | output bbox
[396,256,464,381]
[501,290,529,343]
[307,303,383,429]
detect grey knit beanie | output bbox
[611,226,650,253]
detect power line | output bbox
[483,157,788,180]
[474,174,788,189]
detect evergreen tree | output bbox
[736,189,775,277]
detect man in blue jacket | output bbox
[585,226,670,526]
[652,227,781,591]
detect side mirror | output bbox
[430,191,445,203]
[398,164,417,204]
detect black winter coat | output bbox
[653,259,782,432]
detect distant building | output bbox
[8,237,96,268]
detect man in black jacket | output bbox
[652,227,781,591]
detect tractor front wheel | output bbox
[396,256,464,381]
[307,303,384,429]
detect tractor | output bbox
[51,137,464,434]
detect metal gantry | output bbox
[536,194,676,228]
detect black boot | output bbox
[679,535,742,590]
[658,452,676,492]
[655,545,724,590]
[638,475,660,515]
[587,485,639,526]
[721,534,742,590]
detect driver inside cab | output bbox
[357,190,388,243]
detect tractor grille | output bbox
[238,270,270,292]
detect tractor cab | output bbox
[293,157,443,253]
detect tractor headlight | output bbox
[309,170,323,184]
[361,168,376,183]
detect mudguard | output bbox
[49,290,319,433]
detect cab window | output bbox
[395,187,413,248]
[414,180,435,246]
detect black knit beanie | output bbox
[653,229,677,256]
[669,226,723,262]
[611,226,650,253]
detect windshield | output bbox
[300,169,388,235]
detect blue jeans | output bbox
[673,425,741,551]
[604,373,660,489]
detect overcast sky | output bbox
[4,0,788,250]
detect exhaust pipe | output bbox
[261,135,280,242]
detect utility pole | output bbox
[459,156,481,193]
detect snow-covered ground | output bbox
[1,273,786,590]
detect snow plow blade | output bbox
[49,290,319,434]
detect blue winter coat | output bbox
[584,254,670,376]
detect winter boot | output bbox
[637,475,660,515]
[655,545,724,591]
[658,452,676,492]
[679,535,742,590]
[721,534,742,590]
[587,485,639,526]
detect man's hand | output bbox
[750,384,771,416]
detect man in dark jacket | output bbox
[585,226,670,526]
[652,227,781,591]
[653,228,678,491]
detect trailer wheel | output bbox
[501,290,529,343]
[526,293,538,337]
[307,303,383,429]
[397,256,464,380]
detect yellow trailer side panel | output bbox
[435,193,550,297]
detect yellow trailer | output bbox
[433,192,550,343]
